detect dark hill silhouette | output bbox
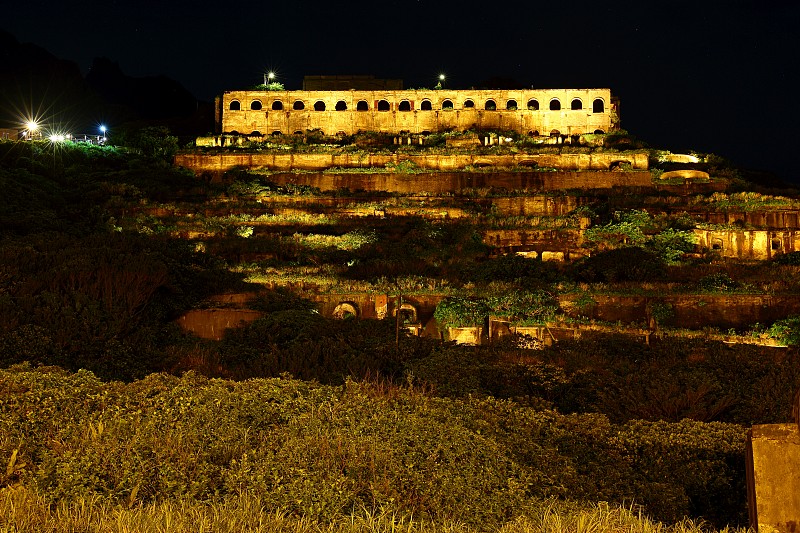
[85,57,198,121]
[0,29,212,137]
[0,29,98,130]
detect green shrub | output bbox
[570,248,666,282]
[0,367,749,527]
[433,297,490,328]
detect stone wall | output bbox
[175,151,648,176]
[694,211,800,230]
[564,294,800,330]
[217,88,615,136]
[262,171,651,194]
[694,229,800,260]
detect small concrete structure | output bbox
[177,309,263,340]
[747,423,800,532]
[659,169,710,180]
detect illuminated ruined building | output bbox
[213,75,619,139]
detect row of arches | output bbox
[229,97,606,113]
[234,128,606,138]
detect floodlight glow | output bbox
[268,72,275,80]
[439,74,445,81]
[100,125,107,134]
[48,134,65,142]
[26,121,39,131]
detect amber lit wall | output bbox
[217,88,615,136]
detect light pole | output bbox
[100,125,107,145]
[264,71,275,88]
[437,73,445,89]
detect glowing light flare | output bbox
[26,120,40,131]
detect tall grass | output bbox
[0,488,747,533]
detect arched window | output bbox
[250,131,261,136]
[293,130,303,135]
[398,100,411,111]
[314,101,326,111]
[335,100,347,111]
[485,99,497,110]
[463,99,475,108]
[571,98,583,110]
[357,100,369,111]
[250,100,263,110]
[506,99,518,110]
[527,99,539,110]
[377,100,390,111]
[550,129,560,137]
[593,99,605,113]
[272,101,283,110]
[549,99,561,111]
[420,100,432,110]
[593,129,605,134]
[229,100,241,111]
[442,99,453,110]
[293,100,305,110]
[271,131,282,136]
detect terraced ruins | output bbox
[159,130,800,348]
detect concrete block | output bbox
[747,424,800,532]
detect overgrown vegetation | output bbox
[0,366,749,528]
[2,138,800,532]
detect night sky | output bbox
[4,0,800,182]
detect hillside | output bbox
[1,134,799,531]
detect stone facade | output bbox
[215,88,617,137]
[694,229,800,260]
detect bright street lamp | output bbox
[264,71,275,86]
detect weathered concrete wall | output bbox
[747,424,800,532]
[563,294,800,330]
[694,211,800,230]
[220,88,615,136]
[177,309,263,340]
[483,229,584,253]
[694,229,800,259]
[257,171,651,194]
[659,169,710,180]
[175,151,648,175]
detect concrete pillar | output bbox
[747,424,800,532]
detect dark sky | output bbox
[4,0,800,182]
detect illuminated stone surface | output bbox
[747,424,800,533]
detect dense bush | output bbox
[570,247,666,282]
[0,367,748,527]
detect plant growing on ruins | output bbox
[697,273,740,293]
[434,297,490,328]
[486,289,560,326]
[764,315,800,346]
